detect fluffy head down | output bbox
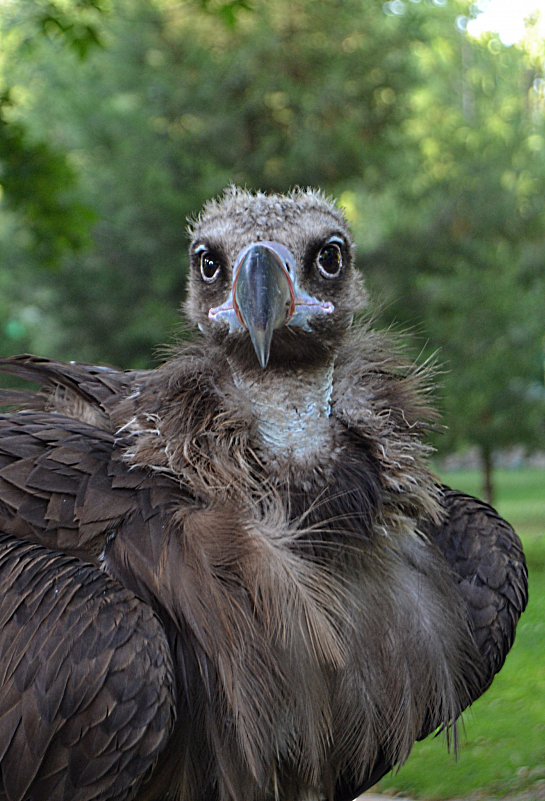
[185,187,367,372]
[190,185,348,238]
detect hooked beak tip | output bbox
[250,329,271,369]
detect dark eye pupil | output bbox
[201,253,220,280]
[318,244,342,276]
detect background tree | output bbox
[355,9,545,502]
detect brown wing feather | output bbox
[0,355,140,430]
[0,533,176,801]
[0,413,123,558]
[0,411,184,566]
[425,487,528,690]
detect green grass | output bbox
[375,468,545,799]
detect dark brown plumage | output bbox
[0,188,527,801]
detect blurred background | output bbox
[1,0,545,796]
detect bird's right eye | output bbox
[200,252,222,283]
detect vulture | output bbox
[0,188,527,801]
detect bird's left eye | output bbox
[316,243,343,278]
[200,252,222,283]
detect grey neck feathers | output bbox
[231,360,335,464]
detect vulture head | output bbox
[186,187,367,372]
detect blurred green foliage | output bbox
[0,92,94,265]
[0,0,544,492]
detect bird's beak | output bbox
[232,244,295,368]
[208,241,334,368]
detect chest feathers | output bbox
[106,492,481,801]
[105,348,482,801]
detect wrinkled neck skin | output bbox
[229,356,339,474]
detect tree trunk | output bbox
[482,447,494,507]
